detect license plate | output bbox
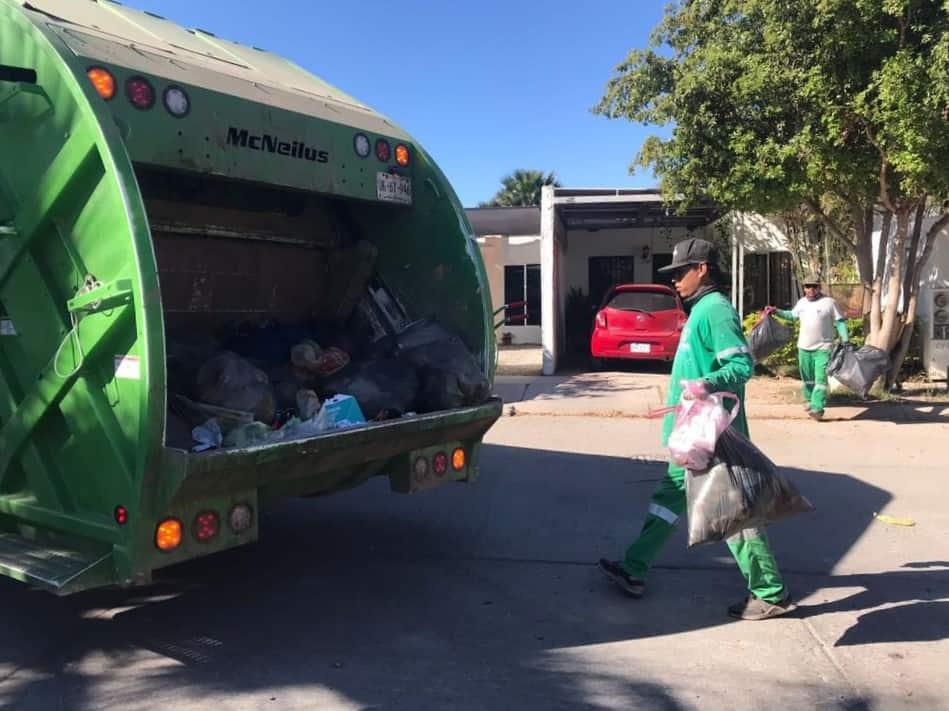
[376,172,412,204]
[630,343,651,353]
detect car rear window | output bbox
[607,290,678,312]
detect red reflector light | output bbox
[126,76,155,110]
[395,144,410,166]
[193,511,220,542]
[433,451,449,476]
[375,138,391,162]
[114,505,128,525]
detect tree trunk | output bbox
[853,207,875,316]
[875,207,910,351]
[869,210,892,337]
[885,210,949,386]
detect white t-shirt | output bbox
[792,296,844,351]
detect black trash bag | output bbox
[195,351,276,424]
[747,314,793,363]
[827,343,890,398]
[322,358,420,419]
[376,319,490,412]
[402,339,491,411]
[685,427,814,547]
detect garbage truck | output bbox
[0,0,502,593]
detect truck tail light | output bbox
[395,144,410,166]
[87,67,115,100]
[114,505,128,525]
[375,138,391,162]
[126,76,155,110]
[155,518,182,551]
[193,511,219,542]
[433,451,449,477]
[229,503,254,533]
[452,448,466,471]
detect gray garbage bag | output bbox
[685,428,814,547]
[323,358,420,419]
[196,351,276,424]
[747,314,793,363]
[827,343,890,398]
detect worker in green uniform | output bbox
[765,274,849,420]
[598,238,796,620]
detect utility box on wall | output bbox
[927,290,949,379]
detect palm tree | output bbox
[480,169,561,207]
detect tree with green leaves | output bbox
[595,0,949,386]
[480,169,561,207]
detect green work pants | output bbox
[622,463,787,603]
[799,348,831,412]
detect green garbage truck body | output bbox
[0,0,500,593]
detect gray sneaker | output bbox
[597,559,645,598]
[728,594,797,620]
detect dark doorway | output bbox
[588,256,635,308]
[652,253,673,285]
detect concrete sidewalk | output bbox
[494,372,949,423]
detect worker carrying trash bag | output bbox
[765,273,849,421]
[598,238,796,620]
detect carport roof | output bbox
[554,188,719,230]
[466,206,541,237]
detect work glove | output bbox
[681,379,710,400]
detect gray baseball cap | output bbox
[658,238,719,273]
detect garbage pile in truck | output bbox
[164,273,491,452]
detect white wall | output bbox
[562,225,706,296]
[730,213,792,254]
[476,234,542,345]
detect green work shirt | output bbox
[662,291,753,446]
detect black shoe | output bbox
[728,594,797,620]
[808,409,824,421]
[597,559,645,598]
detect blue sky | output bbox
[131,0,671,206]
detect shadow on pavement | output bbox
[0,445,941,709]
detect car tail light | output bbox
[596,311,608,329]
[228,503,254,533]
[395,143,410,166]
[193,511,219,542]
[676,315,686,331]
[126,76,155,110]
[452,448,466,471]
[375,138,391,162]
[155,518,182,551]
[87,67,115,100]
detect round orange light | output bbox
[395,144,410,167]
[452,448,466,471]
[155,518,183,551]
[86,67,115,100]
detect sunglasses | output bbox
[670,264,698,281]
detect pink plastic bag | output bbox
[652,386,739,470]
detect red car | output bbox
[590,284,687,364]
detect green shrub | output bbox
[742,310,865,375]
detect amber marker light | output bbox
[87,67,115,100]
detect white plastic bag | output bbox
[664,389,739,470]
